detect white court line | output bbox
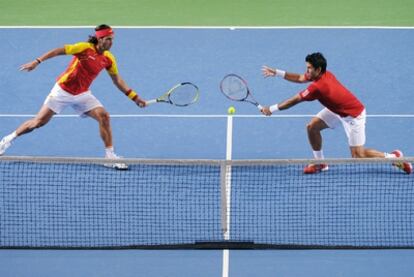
[0,114,413,118]
[1,26,414,29]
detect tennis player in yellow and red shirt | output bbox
[0,24,146,170]
[260,52,412,175]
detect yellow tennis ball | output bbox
[227,106,236,115]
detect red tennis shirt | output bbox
[299,71,364,117]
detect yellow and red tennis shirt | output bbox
[57,42,118,95]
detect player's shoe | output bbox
[0,136,12,156]
[391,150,412,175]
[104,153,129,170]
[303,163,329,174]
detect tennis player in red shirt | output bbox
[0,24,146,169]
[261,52,412,174]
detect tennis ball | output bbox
[227,106,236,115]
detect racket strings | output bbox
[168,83,199,106]
[220,76,248,101]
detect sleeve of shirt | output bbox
[104,51,119,75]
[64,42,93,55]
[299,83,319,101]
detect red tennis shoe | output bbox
[303,164,329,174]
[391,150,412,175]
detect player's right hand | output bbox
[261,106,272,116]
[19,60,39,72]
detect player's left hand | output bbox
[261,66,276,78]
[135,97,147,108]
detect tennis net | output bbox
[1,156,413,249]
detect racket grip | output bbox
[257,104,263,110]
[145,99,157,105]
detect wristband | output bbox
[126,89,137,100]
[35,58,42,64]
[275,69,286,78]
[269,104,279,113]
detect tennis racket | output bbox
[146,82,199,107]
[220,74,263,110]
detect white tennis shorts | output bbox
[316,108,366,147]
[44,83,103,116]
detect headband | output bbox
[95,28,114,39]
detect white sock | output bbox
[105,147,115,158]
[384,152,396,158]
[313,150,324,159]
[4,131,17,143]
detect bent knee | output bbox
[307,118,329,133]
[352,152,364,158]
[351,148,366,158]
[306,122,320,133]
[32,117,49,128]
[97,111,111,125]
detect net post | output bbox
[222,114,233,239]
[220,161,232,239]
[221,114,233,277]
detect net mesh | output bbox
[1,156,413,249]
[229,162,413,248]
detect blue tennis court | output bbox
[1,27,414,276]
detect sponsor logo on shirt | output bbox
[301,89,310,97]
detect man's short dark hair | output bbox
[305,52,327,73]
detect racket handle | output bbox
[145,99,157,105]
[257,104,263,110]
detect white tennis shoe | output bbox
[0,136,12,156]
[104,152,128,170]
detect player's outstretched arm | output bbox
[261,94,303,116]
[262,65,309,83]
[20,47,66,72]
[109,74,146,108]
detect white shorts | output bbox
[316,108,366,147]
[44,83,103,117]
